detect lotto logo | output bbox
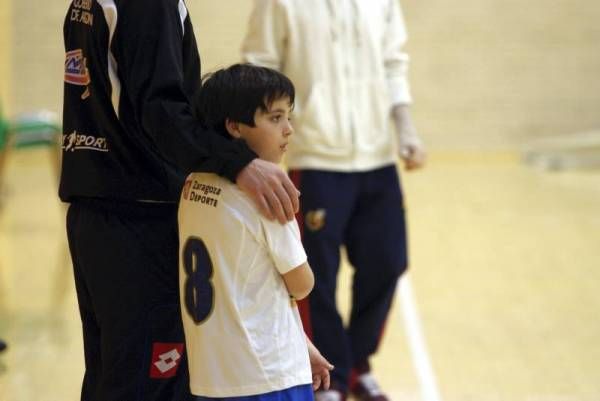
[149,343,184,379]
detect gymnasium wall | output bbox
[0,0,11,114]
[403,0,600,150]
[10,0,64,120]
[4,0,600,150]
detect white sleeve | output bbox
[261,218,308,275]
[241,0,288,70]
[383,0,412,105]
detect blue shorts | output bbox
[193,384,314,401]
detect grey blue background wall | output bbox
[1,0,599,150]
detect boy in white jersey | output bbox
[178,64,332,401]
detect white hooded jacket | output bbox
[242,0,413,171]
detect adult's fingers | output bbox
[263,186,287,224]
[237,159,299,223]
[273,181,295,222]
[254,193,274,221]
[280,173,300,214]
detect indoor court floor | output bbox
[0,147,599,401]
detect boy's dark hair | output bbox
[195,63,295,138]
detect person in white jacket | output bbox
[242,1,425,401]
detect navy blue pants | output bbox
[290,166,408,392]
[66,199,192,401]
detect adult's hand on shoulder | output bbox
[237,159,300,224]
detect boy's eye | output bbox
[271,115,282,122]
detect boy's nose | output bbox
[284,120,294,136]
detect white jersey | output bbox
[178,172,312,397]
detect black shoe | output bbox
[0,339,7,352]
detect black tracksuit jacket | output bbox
[60,0,255,202]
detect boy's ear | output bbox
[225,119,242,139]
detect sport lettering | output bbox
[188,192,219,208]
[62,130,109,152]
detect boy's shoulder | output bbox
[182,172,229,203]
[182,172,259,222]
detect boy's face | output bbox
[235,97,294,164]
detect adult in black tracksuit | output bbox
[62,1,299,400]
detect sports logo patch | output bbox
[305,209,326,232]
[149,342,185,379]
[64,49,91,99]
[62,130,109,152]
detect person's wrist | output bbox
[229,146,258,184]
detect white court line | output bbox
[398,274,443,401]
